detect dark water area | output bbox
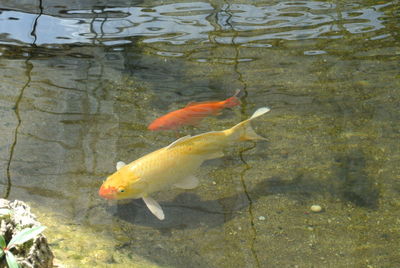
[0,0,399,267]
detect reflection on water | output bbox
[0,1,393,46]
[0,0,399,267]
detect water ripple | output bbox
[0,1,394,47]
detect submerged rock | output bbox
[310,205,322,213]
[0,199,54,268]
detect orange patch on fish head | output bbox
[99,171,130,200]
[98,184,119,200]
[99,170,145,200]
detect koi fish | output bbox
[148,91,241,131]
[99,107,270,220]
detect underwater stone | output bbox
[0,199,54,268]
[310,205,322,213]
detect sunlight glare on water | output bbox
[0,1,392,46]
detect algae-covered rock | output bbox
[0,199,53,268]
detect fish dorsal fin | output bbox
[116,161,126,170]
[142,196,165,220]
[166,135,192,149]
[185,100,215,107]
[166,130,223,150]
[174,175,199,189]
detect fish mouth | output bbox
[99,186,116,200]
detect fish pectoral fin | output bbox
[116,161,126,170]
[142,197,165,220]
[174,175,199,189]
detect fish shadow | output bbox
[112,191,248,231]
[111,174,329,231]
[330,150,380,208]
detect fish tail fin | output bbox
[228,107,270,141]
[223,90,241,108]
[224,96,241,108]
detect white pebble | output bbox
[258,216,266,221]
[310,205,322,213]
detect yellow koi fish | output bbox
[99,107,270,220]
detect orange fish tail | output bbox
[223,96,241,108]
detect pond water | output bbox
[1,0,399,267]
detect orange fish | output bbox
[148,91,241,131]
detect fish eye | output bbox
[118,189,125,193]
